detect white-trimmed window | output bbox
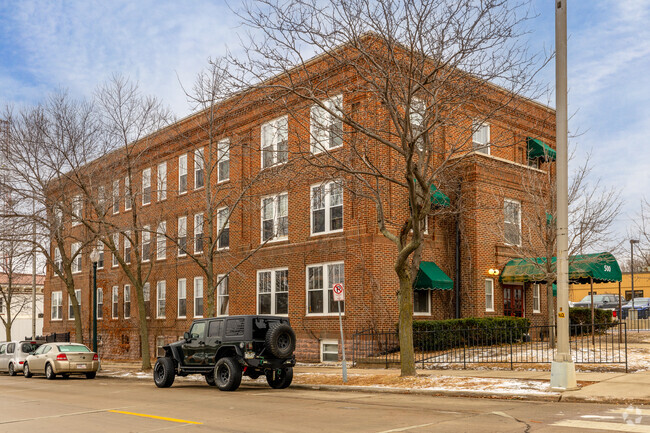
[142,226,151,262]
[68,289,81,319]
[72,195,83,226]
[124,231,132,264]
[97,288,103,320]
[98,186,106,213]
[533,284,541,313]
[51,291,62,320]
[157,161,167,201]
[54,247,62,274]
[261,115,288,169]
[178,154,187,194]
[112,179,120,214]
[472,121,490,154]
[485,278,494,312]
[112,233,119,267]
[321,339,339,362]
[194,147,205,189]
[142,168,151,205]
[307,262,344,315]
[218,138,230,182]
[217,207,229,250]
[257,268,289,315]
[178,278,187,318]
[71,242,82,273]
[413,290,431,315]
[261,193,288,242]
[504,199,521,246]
[194,277,204,318]
[157,221,166,260]
[194,213,204,254]
[156,281,166,319]
[177,216,187,256]
[143,282,150,318]
[96,241,104,269]
[311,181,343,235]
[410,97,426,150]
[310,95,343,154]
[217,275,229,316]
[124,285,131,319]
[112,286,119,319]
[124,176,132,210]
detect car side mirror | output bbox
[183,332,191,341]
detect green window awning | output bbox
[527,137,556,162]
[500,252,622,285]
[413,261,454,290]
[430,184,450,207]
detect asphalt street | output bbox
[1,374,649,432]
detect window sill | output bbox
[178,191,187,196]
[156,257,166,261]
[261,161,288,171]
[156,317,165,320]
[177,316,186,319]
[414,312,431,316]
[306,313,345,317]
[51,318,63,321]
[262,236,288,245]
[217,247,230,252]
[310,143,344,155]
[310,229,344,238]
[142,202,151,207]
[194,185,205,192]
[485,309,495,313]
[217,178,230,185]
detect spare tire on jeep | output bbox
[265,323,296,358]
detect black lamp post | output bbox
[89,248,99,353]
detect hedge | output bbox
[412,316,531,351]
[569,307,615,335]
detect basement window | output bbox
[321,339,339,362]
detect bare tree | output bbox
[0,228,32,341]
[234,0,543,375]
[632,199,650,271]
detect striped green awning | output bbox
[413,261,454,290]
[527,137,556,162]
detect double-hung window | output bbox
[156,281,166,318]
[472,121,490,154]
[257,268,288,315]
[217,208,229,250]
[194,277,203,318]
[413,290,431,315]
[307,262,344,315]
[96,241,104,269]
[124,285,131,318]
[54,248,62,274]
[261,193,288,242]
[112,233,119,267]
[142,226,151,262]
[124,176,132,210]
[112,179,120,214]
[142,168,151,205]
[310,95,343,153]
[98,186,106,214]
[178,154,187,194]
[72,195,82,226]
[311,181,343,235]
[156,221,166,260]
[410,98,426,150]
[177,279,187,318]
[504,199,521,246]
[217,275,229,316]
[51,291,62,320]
[124,231,132,264]
[177,216,187,256]
[533,284,541,313]
[218,138,230,182]
[71,243,82,273]
[261,115,288,169]
[112,286,119,319]
[485,279,494,312]
[157,161,167,201]
[194,147,204,189]
[194,213,204,253]
[97,288,103,319]
[68,289,81,319]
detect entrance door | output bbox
[503,285,524,317]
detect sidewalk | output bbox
[98,361,647,404]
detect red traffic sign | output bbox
[333,283,344,301]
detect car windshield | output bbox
[58,344,91,353]
[21,342,40,353]
[579,295,609,303]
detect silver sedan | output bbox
[24,343,99,380]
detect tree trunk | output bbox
[4,313,11,341]
[396,263,416,376]
[135,284,151,370]
[205,272,215,318]
[546,280,556,348]
[68,285,83,344]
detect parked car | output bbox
[154,315,297,391]
[573,294,623,310]
[620,298,650,319]
[24,343,99,380]
[0,340,42,376]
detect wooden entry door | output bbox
[503,285,524,317]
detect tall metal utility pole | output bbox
[31,201,36,340]
[550,0,577,390]
[631,239,639,309]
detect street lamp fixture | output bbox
[89,248,99,353]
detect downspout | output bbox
[455,215,461,319]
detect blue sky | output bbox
[0,0,648,246]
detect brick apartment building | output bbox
[43,40,557,363]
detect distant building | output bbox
[0,273,44,341]
[570,272,650,303]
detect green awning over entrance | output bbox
[500,252,622,285]
[430,184,450,207]
[527,137,557,162]
[413,261,454,290]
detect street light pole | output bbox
[89,248,99,353]
[550,0,577,390]
[631,240,639,310]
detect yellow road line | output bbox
[107,410,202,425]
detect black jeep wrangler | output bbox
[153,315,296,391]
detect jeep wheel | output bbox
[214,357,242,391]
[153,357,175,388]
[205,372,217,386]
[265,324,296,358]
[266,367,293,389]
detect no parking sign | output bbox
[332,283,345,302]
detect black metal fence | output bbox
[352,323,627,372]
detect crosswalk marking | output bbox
[610,408,650,417]
[552,420,650,432]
